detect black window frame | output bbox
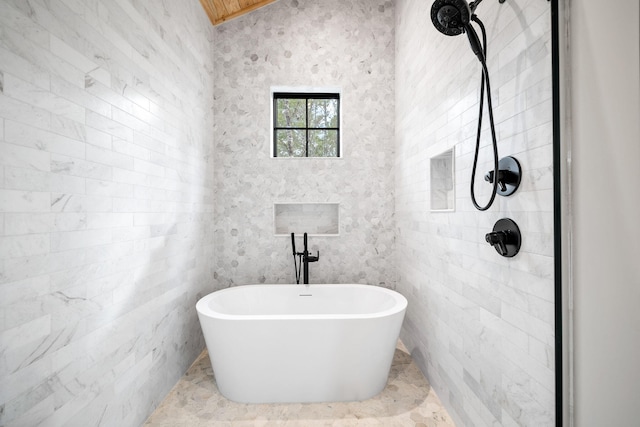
[272,92,341,158]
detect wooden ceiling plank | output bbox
[220,0,277,24]
[238,0,260,8]
[198,0,220,26]
[199,0,279,26]
[212,0,231,14]
[226,0,242,12]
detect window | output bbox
[273,92,340,157]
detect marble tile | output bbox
[145,343,456,427]
[0,142,50,172]
[0,2,50,50]
[0,46,50,92]
[0,94,51,133]
[212,0,396,288]
[0,0,215,425]
[49,34,98,74]
[4,119,87,159]
[1,22,84,89]
[0,233,50,259]
[0,189,50,213]
[50,74,112,117]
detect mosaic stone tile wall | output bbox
[0,0,215,425]
[395,0,555,425]
[212,0,396,287]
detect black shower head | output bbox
[430,0,485,61]
[430,0,472,36]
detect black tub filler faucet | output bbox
[290,232,319,285]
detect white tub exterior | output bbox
[196,284,407,403]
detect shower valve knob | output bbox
[484,171,509,192]
[486,218,521,258]
[485,231,509,256]
[484,156,522,196]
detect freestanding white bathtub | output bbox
[196,284,407,403]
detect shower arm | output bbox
[468,0,482,13]
[469,0,506,14]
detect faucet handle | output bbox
[486,218,521,258]
[484,156,522,196]
[485,231,508,256]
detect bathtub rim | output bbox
[196,283,407,321]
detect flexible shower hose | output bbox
[469,15,499,211]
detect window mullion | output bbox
[305,98,309,157]
[273,95,278,157]
[336,95,340,157]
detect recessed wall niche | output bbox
[430,148,455,212]
[274,203,340,236]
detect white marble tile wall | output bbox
[395,0,555,425]
[0,0,215,425]
[212,0,396,287]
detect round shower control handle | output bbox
[486,218,521,258]
[484,156,522,197]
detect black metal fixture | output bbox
[485,218,521,257]
[484,156,522,197]
[290,232,319,284]
[430,0,506,211]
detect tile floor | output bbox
[144,343,455,426]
